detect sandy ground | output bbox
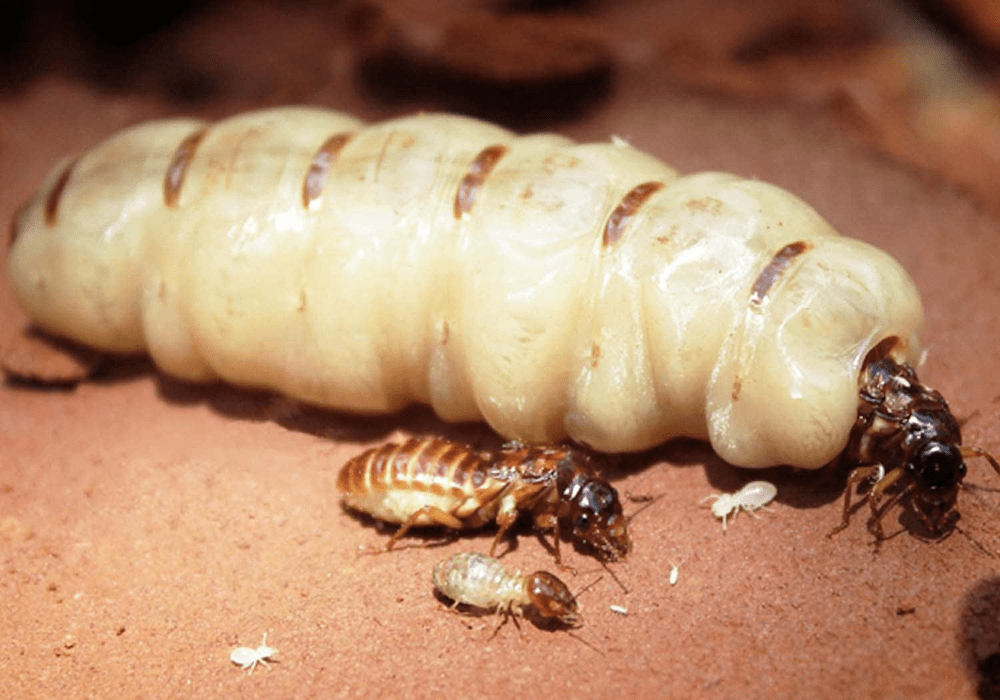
[2,2,1000,698]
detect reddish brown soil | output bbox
[2,3,999,698]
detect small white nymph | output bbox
[701,481,777,532]
[230,633,277,674]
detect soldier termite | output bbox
[432,552,581,628]
[336,436,630,565]
[829,348,1000,539]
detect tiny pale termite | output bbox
[336,436,629,564]
[229,633,277,675]
[432,552,581,628]
[701,481,777,532]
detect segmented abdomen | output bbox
[7,106,925,467]
[432,552,523,609]
[337,437,503,525]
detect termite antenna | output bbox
[956,409,980,429]
[568,630,605,656]
[598,559,629,594]
[963,482,1000,494]
[955,524,998,559]
[625,493,662,524]
[572,574,605,602]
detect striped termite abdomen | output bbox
[9,107,925,468]
[337,437,629,562]
[337,437,503,528]
[9,117,207,353]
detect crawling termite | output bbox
[701,481,777,532]
[432,552,581,627]
[337,436,630,564]
[829,354,1000,539]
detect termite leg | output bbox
[828,465,884,537]
[488,497,520,558]
[531,511,571,571]
[962,446,1000,475]
[489,605,520,640]
[865,466,907,539]
[548,529,565,570]
[384,506,464,551]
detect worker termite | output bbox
[432,552,581,628]
[229,633,277,674]
[337,436,630,564]
[829,353,1000,539]
[701,481,777,532]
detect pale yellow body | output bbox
[7,107,924,466]
[341,489,499,527]
[432,552,527,610]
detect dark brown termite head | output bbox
[906,440,966,532]
[495,442,630,560]
[524,571,581,627]
[560,471,630,561]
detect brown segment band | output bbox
[602,181,665,247]
[43,158,78,227]
[302,132,353,208]
[454,144,509,219]
[749,241,809,305]
[163,129,207,208]
[8,197,32,251]
[7,205,21,251]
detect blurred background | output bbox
[2,0,1000,213]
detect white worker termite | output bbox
[230,633,277,674]
[432,552,581,627]
[701,480,777,532]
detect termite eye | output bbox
[575,513,590,531]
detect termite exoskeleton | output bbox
[829,343,1000,539]
[336,436,629,564]
[432,552,581,627]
